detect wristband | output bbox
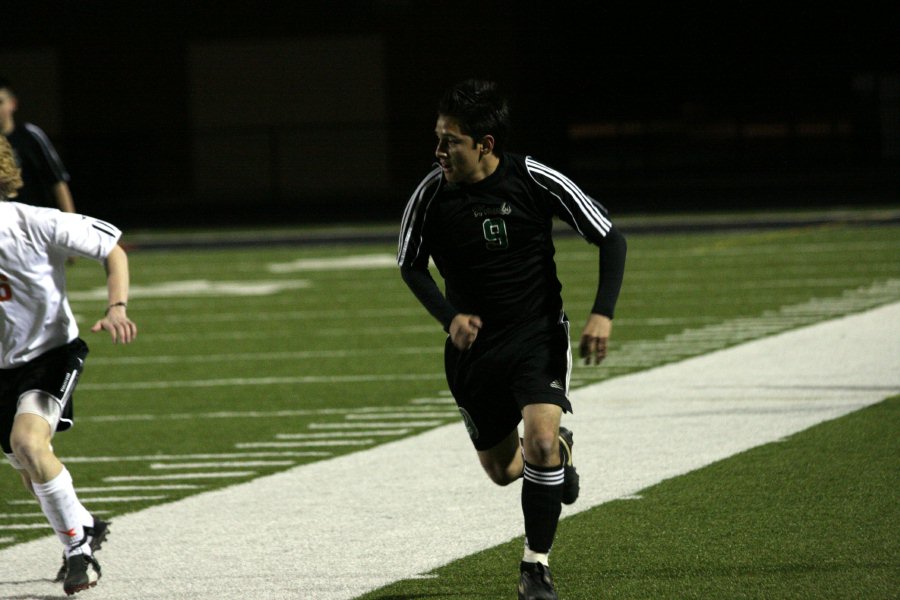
[105,301,128,315]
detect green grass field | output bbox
[2,218,898,598]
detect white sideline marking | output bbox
[0,537,13,544]
[1,302,898,599]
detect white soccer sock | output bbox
[523,540,550,566]
[32,467,92,557]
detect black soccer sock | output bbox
[521,461,564,554]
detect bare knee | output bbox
[10,431,47,471]
[478,433,525,486]
[10,418,54,473]
[522,432,560,467]
[482,461,521,486]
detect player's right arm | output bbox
[398,167,479,347]
[399,265,458,331]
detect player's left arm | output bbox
[525,157,627,364]
[90,244,137,344]
[580,225,627,364]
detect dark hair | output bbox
[0,77,13,93]
[438,79,510,153]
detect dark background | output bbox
[2,1,898,228]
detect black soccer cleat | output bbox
[558,427,580,505]
[55,517,110,582]
[62,552,101,595]
[518,561,558,600]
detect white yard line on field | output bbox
[6,496,169,507]
[343,412,457,420]
[267,254,398,272]
[78,405,456,423]
[275,430,412,439]
[67,496,168,504]
[152,307,423,324]
[103,472,256,482]
[63,451,330,462]
[307,420,446,429]
[78,373,445,391]
[68,279,312,301]
[234,440,375,448]
[76,485,202,492]
[149,461,296,470]
[1,302,898,599]
[87,347,443,365]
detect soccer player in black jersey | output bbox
[398,80,626,600]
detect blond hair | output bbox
[0,136,23,199]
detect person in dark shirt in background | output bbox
[0,76,76,214]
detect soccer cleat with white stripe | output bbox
[558,427,579,505]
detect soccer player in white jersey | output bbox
[0,136,137,595]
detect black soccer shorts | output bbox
[0,338,89,454]
[444,313,572,451]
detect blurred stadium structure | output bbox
[1,2,897,227]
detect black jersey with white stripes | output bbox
[4,122,70,208]
[398,153,623,330]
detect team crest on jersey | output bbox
[472,202,512,218]
[458,407,479,441]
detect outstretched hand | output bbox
[91,305,137,344]
[579,313,612,365]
